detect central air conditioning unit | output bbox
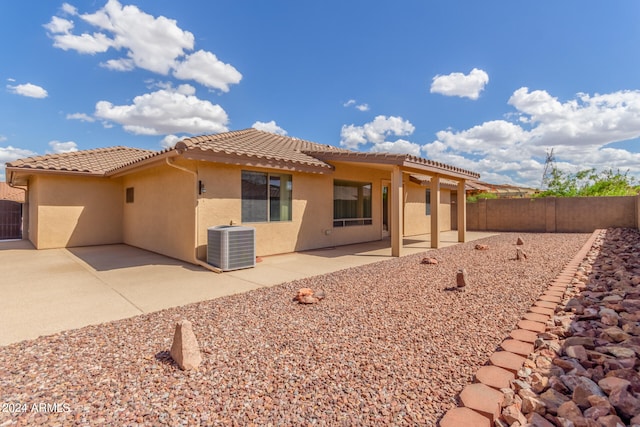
[207,225,256,271]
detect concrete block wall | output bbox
[467,195,638,232]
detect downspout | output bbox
[165,158,221,273]
[8,179,28,241]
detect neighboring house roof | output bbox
[0,182,25,203]
[7,146,154,176]
[6,128,480,184]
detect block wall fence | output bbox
[466,195,640,233]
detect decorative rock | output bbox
[456,268,468,288]
[519,389,546,415]
[475,365,515,390]
[294,288,322,304]
[596,415,626,427]
[516,248,528,260]
[502,403,527,425]
[170,319,203,371]
[608,386,640,420]
[489,351,527,373]
[564,345,588,362]
[539,388,571,415]
[459,383,504,421]
[420,257,438,265]
[517,236,525,245]
[526,412,555,427]
[440,407,491,427]
[475,244,489,250]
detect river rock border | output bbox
[440,229,605,427]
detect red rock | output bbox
[510,329,538,343]
[608,386,640,420]
[526,412,555,427]
[420,257,438,265]
[557,400,585,425]
[540,388,570,415]
[517,319,547,333]
[564,345,589,362]
[474,244,489,250]
[524,312,550,323]
[598,377,631,395]
[475,365,514,389]
[519,389,546,415]
[500,339,534,356]
[459,383,504,421]
[456,268,468,287]
[517,236,525,245]
[298,294,319,304]
[439,407,490,427]
[489,351,527,373]
[170,319,203,371]
[502,403,527,425]
[596,415,626,427]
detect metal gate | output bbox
[0,201,22,240]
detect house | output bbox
[5,129,480,266]
[0,182,25,240]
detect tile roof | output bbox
[303,150,480,180]
[0,182,25,202]
[174,128,350,171]
[6,146,154,175]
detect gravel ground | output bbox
[0,232,591,426]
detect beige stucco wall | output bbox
[403,181,451,236]
[28,174,123,249]
[195,162,398,258]
[122,160,196,262]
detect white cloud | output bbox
[173,50,242,92]
[343,99,370,111]
[66,112,95,122]
[340,115,415,149]
[0,145,38,181]
[422,88,640,187]
[44,0,241,91]
[7,83,48,99]
[252,120,288,135]
[94,84,229,135]
[160,134,186,149]
[430,68,489,100]
[48,140,78,153]
[370,139,421,157]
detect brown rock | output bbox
[502,403,527,425]
[296,288,314,299]
[556,401,585,426]
[420,257,438,265]
[516,248,528,260]
[519,389,546,415]
[598,377,631,395]
[596,415,625,427]
[456,268,468,288]
[526,412,555,427]
[170,319,203,371]
[298,294,319,304]
[531,372,550,393]
[517,236,525,245]
[565,345,589,362]
[475,244,489,250]
[608,386,640,420]
[583,395,614,420]
[539,388,571,415]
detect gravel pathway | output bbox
[0,233,590,426]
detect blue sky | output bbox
[2,1,640,187]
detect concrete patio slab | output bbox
[1,231,497,346]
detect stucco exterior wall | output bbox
[195,162,401,257]
[467,196,639,232]
[122,160,196,262]
[28,175,123,248]
[403,182,451,236]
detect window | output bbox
[241,171,292,222]
[333,180,372,227]
[126,187,134,203]
[425,189,431,215]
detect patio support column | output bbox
[430,175,440,248]
[457,179,467,243]
[391,165,403,257]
